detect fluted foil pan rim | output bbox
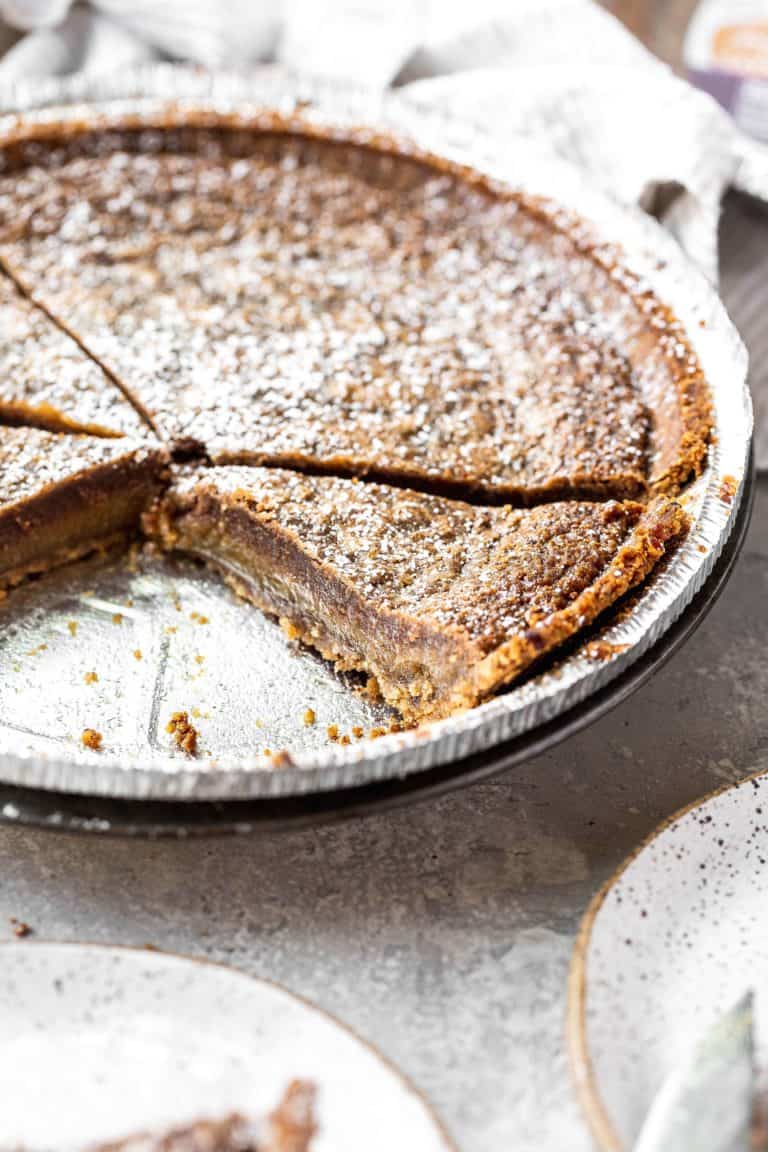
[0,65,752,801]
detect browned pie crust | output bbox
[0,110,711,502]
[145,467,688,722]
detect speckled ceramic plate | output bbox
[568,768,768,1151]
[0,941,454,1151]
[0,65,753,802]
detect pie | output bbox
[0,106,709,726]
[90,1079,316,1151]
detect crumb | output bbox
[166,711,198,756]
[326,723,339,742]
[303,708,316,726]
[191,707,201,719]
[280,618,301,641]
[81,728,102,751]
[164,625,178,635]
[269,749,294,769]
[363,675,381,699]
[67,620,78,636]
[340,733,351,745]
[124,598,134,608]
[25,643,47,656]
[719,474,737,505]
[194,653,205,665]
[133,649,142,661]
[585,640,630,661]
[112,612,123,625]
[190,612,209,624]
[9,918,31,939]
[389,721,402,734]
[84,671,98,684]
[351,725,364,739]
[263,747,272,757]
[173,598,182,612]
[369,726,387,739]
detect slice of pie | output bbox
[145,466,688,722]
[0,272,147,438]
[92,1079,317,1152]
[0,425,166,591]
[0,115,710,500]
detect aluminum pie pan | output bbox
[0,66,753,802]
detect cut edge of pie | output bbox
[0,426,167,594]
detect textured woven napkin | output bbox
[0,0,766,464]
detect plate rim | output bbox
[566,759,768,1151]
[0,937,459,1152]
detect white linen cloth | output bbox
[0,0,766,463]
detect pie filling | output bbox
[144,468,688,722]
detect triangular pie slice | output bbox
[0,117,710,501]
[145,466,688,722]
[0,272,147,438]
[0,426,166,591]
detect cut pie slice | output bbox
[92,1080,317,1151]
[0,426,166,591]
[145,466,688,722]
[0,116,710,500]
[0,272,147,438]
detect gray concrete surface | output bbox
[0,478,764,1152]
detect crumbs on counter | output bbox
[9,917,31,939]
[81,728,102,751]
[166,711,198,756]
[84,671,98,684]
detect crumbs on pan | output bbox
[303,708,316,726]
[166,711,198,756]
[719,475,737,505]
[9,917,31,939]
[585,640,630,661]
[81,728,102,751]
[84,671,98,684]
